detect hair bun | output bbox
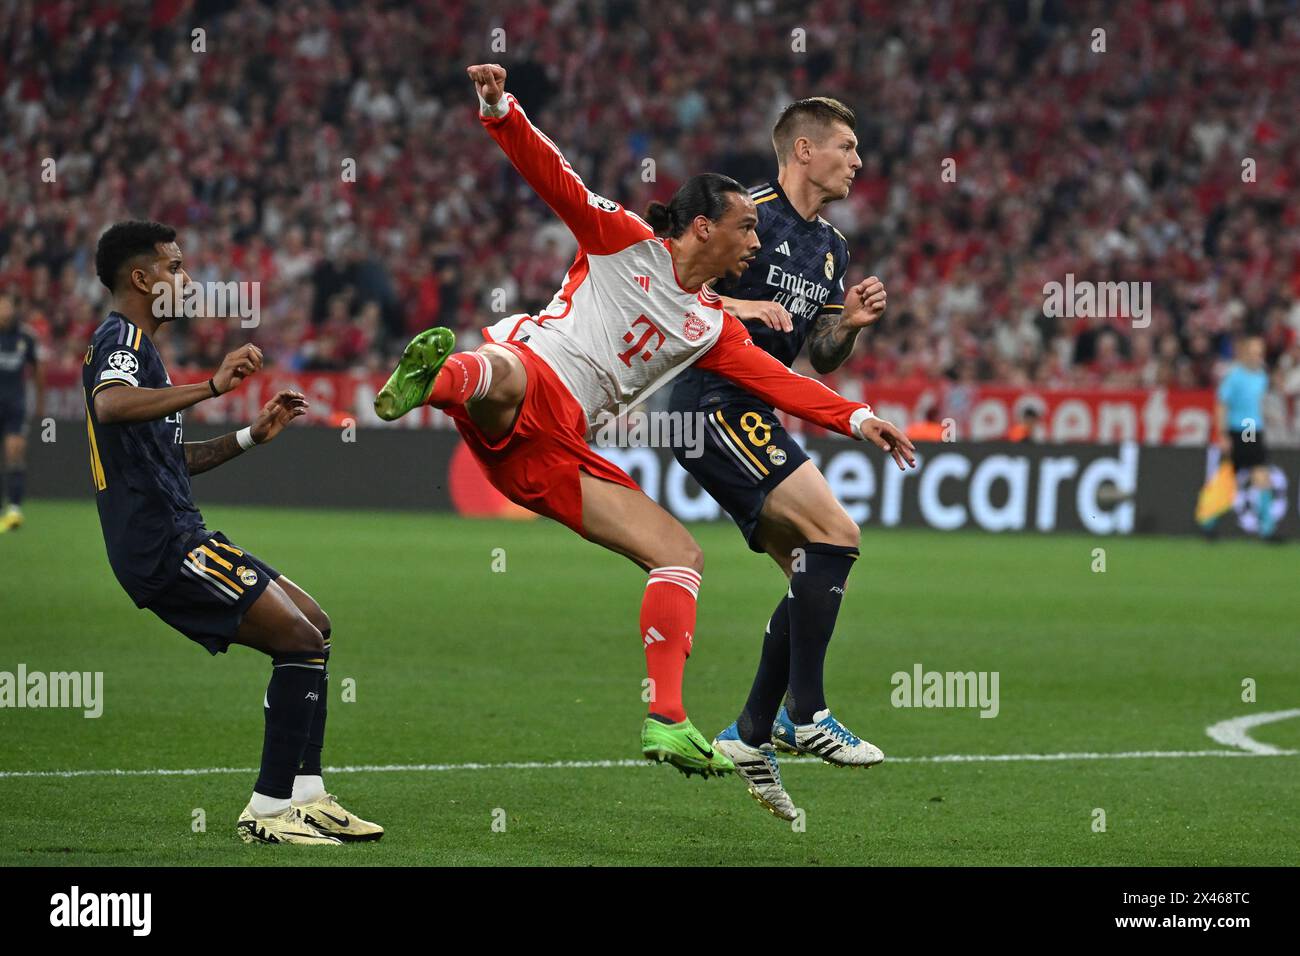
[645,201,674,236]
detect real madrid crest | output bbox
[824,252,835,280]
[236,566,259,587]
[767,446,787,466]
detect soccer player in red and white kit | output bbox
[376,64,916,779]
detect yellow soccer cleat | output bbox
[237,804,342,846]
[294,793,385,842]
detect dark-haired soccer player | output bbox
[0,292,43,532]
[375,65,914,786]
[86,220,381,845]
[669,97,887,818]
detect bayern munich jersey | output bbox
[476,93,873,441]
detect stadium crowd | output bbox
[2,0,1300,401]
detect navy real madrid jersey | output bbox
[0,324,38,405]
[83,312,204,606]
[670,180,849,411]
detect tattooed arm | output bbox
[806,275,888,375]
[807,310,864,374]
[184,432,246,476]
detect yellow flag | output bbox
[1195,462,1237,526]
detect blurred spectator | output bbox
[1005,405,1042,443]
[0,0,1295,403]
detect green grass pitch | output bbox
[0,500,1295,866]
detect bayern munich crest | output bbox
[683,314,709,341]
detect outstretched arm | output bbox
[720,295,795,333]
[468,63,653,255]
[185,390,308,476]
[183,432,244,476]
[696,313,915,470]
[94,344,263,425]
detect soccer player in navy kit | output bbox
[86,221,381,845]
[669,98,888,818]
[0,292,43,532]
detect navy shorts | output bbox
[672,401,810,552]
[0,398,27,437]
[145,531,280,655]
[1230,431,1268,470]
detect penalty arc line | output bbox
[0,748,1296,780]
[1204,708,1300,755]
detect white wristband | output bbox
[236,426,257,451]
[478,92,510,118]
[849,406,879,440]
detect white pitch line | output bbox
[5,710,1297,781]
[0,748,1296,781]
[1205,708,1300,755]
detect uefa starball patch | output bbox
[106,350,139,375]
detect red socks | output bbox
[427,351,493,408]
[640,566,701,723]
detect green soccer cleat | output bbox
[641,715,735,778]
[374,327,457,421]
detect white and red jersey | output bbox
[477,94,874,439]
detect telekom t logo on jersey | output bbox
[619,315,666,367]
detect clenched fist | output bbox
[213,344,263,394]
[843,276,887,329]
[467,64,507,107]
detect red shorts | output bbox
[445,342,640,536]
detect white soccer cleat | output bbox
[294,793,385,842]
[794,709,885,768]
[713,723,800,821]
